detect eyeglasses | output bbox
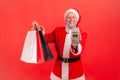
[66,16,76,19]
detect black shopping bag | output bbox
[38,31,53,61]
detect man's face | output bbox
[65,12,77,28]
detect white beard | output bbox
[66,22,76,29]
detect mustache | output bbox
[66,22,76,29]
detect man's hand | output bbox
[32,21,42,31]
[71,45,78,53]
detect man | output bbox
[32,8,87,80]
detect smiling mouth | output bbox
[69,21,74,24]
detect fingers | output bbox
[32,20,43,31]
[32,21,39,28]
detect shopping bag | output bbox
[20,31,45,64]
[38,31,53,61]
[20,31,53,64]
[36,31,45,63]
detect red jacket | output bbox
[44,27,87,79]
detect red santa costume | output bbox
[44,9,87,80]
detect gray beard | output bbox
[66,22,76,29]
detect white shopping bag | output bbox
[20,31,38,63]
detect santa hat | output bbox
[64,8,80,22]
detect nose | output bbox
[69,17,76,22]
[69,17,74,21]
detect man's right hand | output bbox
[32,21,42,31]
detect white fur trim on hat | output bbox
[64,8,80,22]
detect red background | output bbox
[0,0,120,80]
